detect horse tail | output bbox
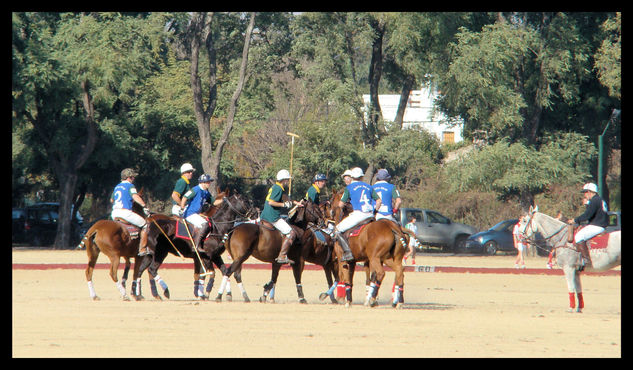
[388,223,407,256]
[77,224,99,253]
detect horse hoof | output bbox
[163,289,170,299]
[299,298,307,304]
[153,294,162,301]
[319,292,328,301]
[135,295,145,301]
[345,302,351,308]
[369,299,378,307]
[226,293,232,302]
[122,295,130,301]
[92,296,100,301]
[259,296,266,303]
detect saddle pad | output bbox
[115,221,139,239]
[588,232,610,250]
[313,230,327,245]
[349,223,368,238]
[175,219,210,242]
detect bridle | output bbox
[521,212,573,253]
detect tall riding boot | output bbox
[194,223,210,254]
[575,241,592,269]
[138,226,151,256]
[275,237,294,265]
[335,231,354,262]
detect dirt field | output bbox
[12,249,620,358]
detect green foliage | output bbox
[445,133,596,196]
[594,12,621,99]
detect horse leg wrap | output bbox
[87,281,97,299]
[345,283,352,303]
[577,293,584,310]
[370,281,381,299]
[115,281,126,297]
[218,275,229,295]
[206,277,215,294]
[392,285,403,305]
[194,279,205,297]
[568,292,576,309]
[154,275,168,291]
[135,278,142,296]
[296,284,305,299]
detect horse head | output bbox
[219,192,257,221]
[294,199,326,228]
[327,188,352,223]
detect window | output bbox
[427,211,450,224]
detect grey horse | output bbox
[520,206,621,312]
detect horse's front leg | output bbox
[148,249,170,300]
[563,265,583,313]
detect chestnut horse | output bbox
[328,188,408,308]
[80,197,155,301]
[217,199,331,303]
[137,192,257,300]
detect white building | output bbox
[363,87,464,144]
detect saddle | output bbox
[343,218,374,239]
[569,225,611,250]
[114,218,139,239]
[174,219,211,242]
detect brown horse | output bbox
[80,196,155,301]
[217,199,331,303]
[137,192,257,300]
[328,188,408,308]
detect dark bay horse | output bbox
[217,199,332,303]
[137,192,256,300]
[79,197,154,301]
[328,188,408,308]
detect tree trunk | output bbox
[209,12,255,192]
[366,17,386,147]
[394,74,415,130]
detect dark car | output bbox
[12,202,84,246]
[461,219,519,255]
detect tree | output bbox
[12,12,166,247]
[594,12,620,100]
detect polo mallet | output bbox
[286,131,300,197]
[183,220,212,277]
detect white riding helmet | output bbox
[350,167,364,179]
[180,163,195,174]
[341,169,353,178]
[581,183,598,193]
[276,169,292,181]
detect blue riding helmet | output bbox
[313,173,327,182]
[376,169,391,181]
[198,174,214,183]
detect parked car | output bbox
[606,211,621,232]
[462,219,519,255]
[396,208,478,252]
[12,202,84,246]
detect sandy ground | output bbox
[12,249,620,358]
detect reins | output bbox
[521,213,574,253]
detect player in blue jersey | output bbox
[180,174,223,252]
[333,167,382,261]
[110,168,152,256]
[372,169,402,223]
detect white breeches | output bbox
[375,213,396,222]
[574,225,605,243]
[185,213,208,230]
[336,211,374,233]
[272,218,292,235]
[111,208,146,228]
